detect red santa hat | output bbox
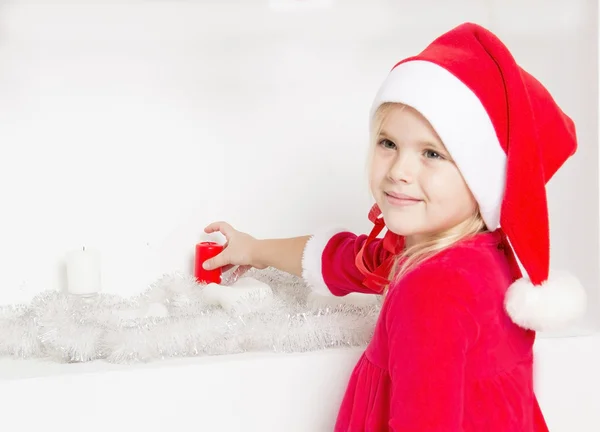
[369,22,587,332]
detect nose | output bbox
[387,151,416,183]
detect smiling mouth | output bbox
[384,192,422,206]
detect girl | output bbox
[202,23,587,431]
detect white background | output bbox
[0,1,598,431]
[0,0,597,329]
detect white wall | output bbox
[0,0,597,331]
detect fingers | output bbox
[204,221,234,237]
[202,222,236,270]
[203,250,228,271]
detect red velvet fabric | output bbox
[322,230,549,431]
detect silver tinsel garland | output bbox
[0,268,381,364]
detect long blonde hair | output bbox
[385,212,486,294]
[367,102,487,295]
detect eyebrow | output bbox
[419,139,447,152]
[379,130,446,152]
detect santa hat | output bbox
[369,22,587,332]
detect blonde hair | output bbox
[367,102,487,295]
[385,212,486,294]
[366,102,400,181]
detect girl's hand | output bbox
[202,221,266,272]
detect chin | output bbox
[381,215,422,237]
[385,225,420,237]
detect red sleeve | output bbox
[385,266,478,431]
[301,228,391,296]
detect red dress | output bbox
[303,229,550,431]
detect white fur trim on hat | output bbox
[370,59,506,230]
[504,270,587,332]
[301,227,347,296]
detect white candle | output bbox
[66,247,102,296]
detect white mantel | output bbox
[1,334,599,431]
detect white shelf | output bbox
[0,336,599,431]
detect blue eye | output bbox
[379,139,396,150]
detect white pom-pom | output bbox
[505,270,587,332]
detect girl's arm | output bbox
[385,266,478,431]
[252,236,312,278]
[203,222,390,296]
[299,228,391,296]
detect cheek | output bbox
[448,180,477,216]
[426,168,476,213]
[369,157,387,187]
[421,168,448,199]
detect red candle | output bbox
[194,241,224,284]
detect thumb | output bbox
[202,250,228,271]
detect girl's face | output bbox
[369,104,478,246]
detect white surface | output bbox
[0,348,362,432]
[534,333,600,432]
[0,334,599,431]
